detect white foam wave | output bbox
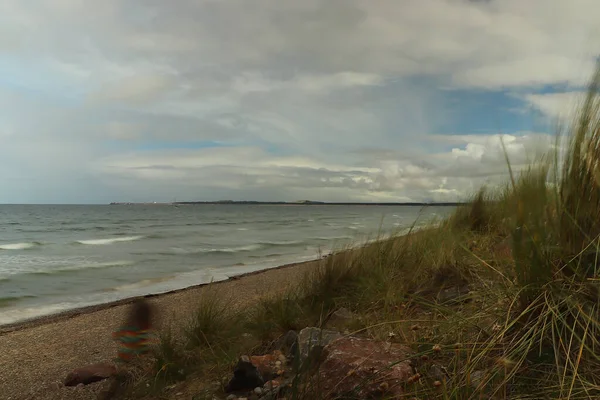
[23,260,136,276]
[0,302,78,325]
[203,244,263,253]
[76,236,144,245]
[109,276,174,292]
[53,260,135,274]
[0,242,40,250]
[316,235,353,241]
[260,240,303,246]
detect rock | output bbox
[250,350,284,380]
[64,362,117,386]
[273,330,299,358]
[254,386,263,395]
[263,379,281,390]
[437,285,470,304]
[317,336,413,398]
[225,356,265,393]
[430,364,449,382]
[297,327,342,363]
[258,379,289,400]
[330,307,357,322]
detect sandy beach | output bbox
[0,258,321,400]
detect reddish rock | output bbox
[317,336,413,398]
[250,350,284,378]
[64,362,117,386]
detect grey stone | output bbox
[331,307,356,321]
[273,330,299,357]
[297,327,343,362]
[430,364,449,382]
[254,386,263,395]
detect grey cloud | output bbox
[0,0,595,203]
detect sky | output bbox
[0,0,599,204]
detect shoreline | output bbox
[0,257,322,335]
[0,254,325,399]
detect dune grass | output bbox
[123,64,600,400]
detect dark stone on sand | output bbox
[64,362,116,386]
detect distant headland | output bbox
[109,200,464,206]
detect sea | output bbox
[0,204,454,325]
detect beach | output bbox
[0,258,320,400]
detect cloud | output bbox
[94,132,554,202]
[88,74,175,104]
[0,0,597,203]
[523,92,588,120]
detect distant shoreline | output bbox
[110,201,465,206]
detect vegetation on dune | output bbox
[123,64,600,399]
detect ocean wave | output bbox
[75,236,144,245]
[165,244,264,255]
[201,244,263,253]
[30,260,136,275]
[316,235,353,241]
[107,276,174,292]
[259,240,304,246]
[0,302,81,325]
[0,295,36,308]
[0,242,41,250]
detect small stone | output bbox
[330,307,357,323]
[264,379,281,389]
[64,362,116,386]
[429,364,448,382]
[254,387,263,395]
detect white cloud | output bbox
[523,92,587,120]
[93,132,555,202]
